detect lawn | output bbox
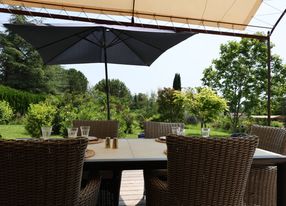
[0,124,231,139]
[184,124,231,137]
[0,125,31,139]
[0,125,61,139]
[126,124,231,138]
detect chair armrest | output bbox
[79,174,101,206]
[144,174,168,206]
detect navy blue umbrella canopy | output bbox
[4,23,195,119]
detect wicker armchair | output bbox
[244,125,286,206]
[144,135,258,206]
[73,120,121,206]
[143,121,185,196]
[0,137,100,206]
[144,121,185,138]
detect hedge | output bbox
[0,85,45,115]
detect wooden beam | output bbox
[0,8,268,40]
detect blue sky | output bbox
[0,1,285,95]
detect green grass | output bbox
[0,124,231,139]
[185,124,231,137]
[126,124,231,138]
[0,125,30,139]
[0,125,61,139]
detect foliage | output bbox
[45,93,105,135]
[25,102,57,138]
[211,115,232,131]
[0,15,48,93]
[0,15,88,95]
[44,66,88,94]
[48,91,133,136]
[131,93,149,110]
[211,115,254,133]
[173,73,182,91]
[185,115,199,125]
[157,88,184,122]
[182,87,228,128]
[131,92,158,129]
[92,80,138,134]
[93,79,132,103]
[0,85,45,114]
[202,37,286,131]
[66,68,88,93]
[270,121,284,128]
[0,100,13,124]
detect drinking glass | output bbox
[80,126,90,137]
[201,128,210,137]
[177,126,185,135]
[67,127,78,138]
[41,126,52,139]
[171,126,178,134]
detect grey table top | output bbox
[85,138,286,165]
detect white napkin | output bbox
[88,136,98,141]
[159,136,166,141]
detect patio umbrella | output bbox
[4,23,195,119]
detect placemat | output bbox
[155,138,166,143]
[85,149,95,158]
[88,138,104,144]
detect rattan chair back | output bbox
[144,121,184,138]
[73,120,120,205]
[73,120,119,138]
[244,124,286,206]
[250,124,286,155]
[0,137,88,206]
[166,135,258,206]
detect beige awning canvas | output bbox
[2,0,262,30]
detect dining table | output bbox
[84,138,286,206]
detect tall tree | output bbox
[0,15,47,93]
[182,87,228,128]
[173,73,182,91]
[44,66,88,94]
[0,14,88,94]
[93,79,132,102]
[202,37,286,131]
[131,92,158,122]
[66,68,88,93]
[157,87,184,122]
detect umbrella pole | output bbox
[103,29,111,120]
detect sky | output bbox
[0,1,285,95]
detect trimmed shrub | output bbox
[0,100,13,124]
[211,115,232,131]
[0,85,45,115]
[271,121,284,128]
[25,102,57,138]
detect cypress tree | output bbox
[173,73,182,91]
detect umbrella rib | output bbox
[39,28,96,64]
[36,28,94,50]
[111,31,157,66]
[82,36,102,47]
[108,36,131,48]
[115,30,166,52]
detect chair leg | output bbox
[112,170,122,206]
[97,170,122,206]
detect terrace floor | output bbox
[119,170,146,206]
